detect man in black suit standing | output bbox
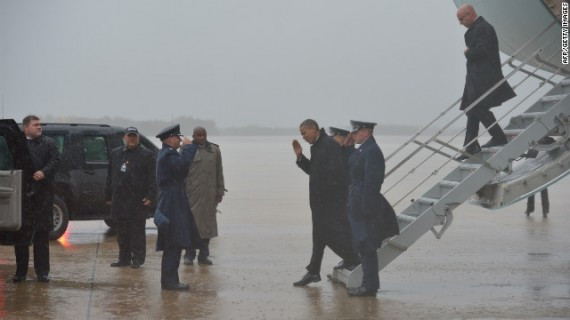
[455,4,516,161]
[13,115,60,283]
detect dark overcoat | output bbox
[347,136,399,247]
[105,144,156,220]
[26,135,60,232]
[155,143,200,251]
[296,129,353,249]
[460,16,516,111]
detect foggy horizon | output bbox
[1,1,544,130]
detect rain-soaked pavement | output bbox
[1,136,570,319]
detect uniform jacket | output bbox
[105,144,156,219]
[347,136,399,246]
[184,141,225,239]
[296,129,353,246]
[155,143,200,251]
[460,16,516,111]
[26,135,60,231]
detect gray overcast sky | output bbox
[0,1,468,128]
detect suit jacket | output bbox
[460,16,516,110]
[105,144,156,219]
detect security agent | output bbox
[345,120,399,297]
[154,124,200,291]
[105,126,156,269]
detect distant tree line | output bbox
[41,115,437,136]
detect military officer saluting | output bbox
[154,124,201,291]
[346,120,399,297]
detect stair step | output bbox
[541,94,567,103]
[416,197,439,205]
[504,129,523,137]
[397,214,416,223]
[519,112,546,119]
[459,163,481,171]
[560,79,570,86]
[439,180,460,188]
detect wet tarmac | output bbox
[1,136,569,319]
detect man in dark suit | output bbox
[456,4,516,161]
[105,127,156,269]
[346,120,399,297]
[13,115,60,283]
[291,119,360,286]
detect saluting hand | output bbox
[292,139,303,159]
[181,136,192,145]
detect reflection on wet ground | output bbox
[0,208,568,320]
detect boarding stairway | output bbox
[332,21,570,289]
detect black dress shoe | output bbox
[183,256,194,265]
[37,275,50,283]
[455,145,482,161]
[110,261,131,267]
[131,263,142,269]
[197,257,213,265]
[293,272,321,286]
[12,275,26,283]
[347,286,377,297]
[481,137,507,148]
[162,283,190,291]
[333,261,359,271]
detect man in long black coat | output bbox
[292,119,360,286]
[154,124,200,291]
[346,120,399,297]
[456,4,516,160]
[13,115,60,283]
[105,127,156,268]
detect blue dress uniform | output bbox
[347,121,399,296]
[154,124,199,290]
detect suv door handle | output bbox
[83,170,96,175]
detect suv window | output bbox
[83,135,108,162]
[47,134,65,155]
[0,136,14,170]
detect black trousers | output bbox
[527,189,549,214]
[185,238,211,260]
[358,237,379,292]
[14,229,50,277]
[116,216,146,264]
[463,106,507,150]
[306,232,361,275]
[161,246,182,287]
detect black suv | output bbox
[0,121,159,240]
[40,123,159,239]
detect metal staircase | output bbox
[331,20,570,289]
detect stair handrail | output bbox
[385,20,559,178]
[389,48,566,207]
[384,20,558,166]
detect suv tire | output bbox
[50,195,69,240]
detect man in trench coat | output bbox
[183,126,225,266]
[456,4,516,160]
[292,119,360,286]
[155,124,200,291]
[346,120,399,297]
